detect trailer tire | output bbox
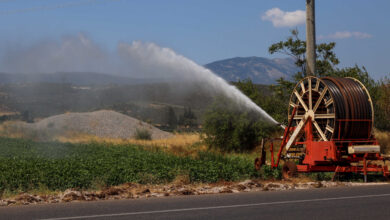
[282,161,297,179]
[254,158,262,170]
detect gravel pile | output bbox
[13,110,172,140]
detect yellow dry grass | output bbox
[0,120,207,156]
[56,132,207,157]
[0,111,18,117]
[375,129,390,154]
[54,132,198,146]
[0,121,26,139]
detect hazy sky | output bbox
[0,0,389,79]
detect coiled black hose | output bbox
[322,77,372,140]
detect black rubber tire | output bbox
[254,158,262,170]
[282,161,298,179]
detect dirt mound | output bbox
[7,110,172,140]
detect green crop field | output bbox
[0,137,262,193]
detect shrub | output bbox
[374,77,390,131]
[307,172,333,181]
[202,96,277,152]
[376,130,390,154]
[165,106,178,129]
[260,165,282,180]
[178,107,198,130]
[134,128,152,140]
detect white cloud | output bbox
[261,8,305,27]
[318,31,372,40]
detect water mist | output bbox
[0,34,280,125]
[118,41,279,125]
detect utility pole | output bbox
[306,0,316,76]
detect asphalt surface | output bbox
[1,184,390,220]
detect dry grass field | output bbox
[0,119,208,157]
[56,132,207,157]
[376,130,390,154]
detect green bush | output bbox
[374,77,390,131]
[134,128,152,140]
[202,96,277,152]
[260,165,282,180]
[307,172,333,181]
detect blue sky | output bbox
[0,0,389,79]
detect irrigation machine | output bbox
[255,76,389,181]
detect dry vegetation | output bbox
[0,121,208,157]
[376,129,390,154]
[57,133,208,157]
[2,179,360,206]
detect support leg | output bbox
[332,166,339,182]
[363,154,368,183]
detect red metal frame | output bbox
[265,109,389,181]
[270,107,297,168]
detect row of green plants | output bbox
[0,137,282,194]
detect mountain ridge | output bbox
[205,56,298,84]
[0,56,298,85]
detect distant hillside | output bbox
[0,56,298,85]
[205,57,298,84]
[0,72,155,86]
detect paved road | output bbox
[1,184,390,220]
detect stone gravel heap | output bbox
[15,110,172,140]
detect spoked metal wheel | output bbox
[288,76,336,141]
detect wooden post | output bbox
[306,0,316,76]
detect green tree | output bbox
[178,107,197,127]
[268,29,375,87]
[21,110,33,123]
[375,77,390,131]
[202,96,276,152]
[234,79,287,124]
[202,79,279,152]
[165,106,178,128]
[269,29,339,81]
